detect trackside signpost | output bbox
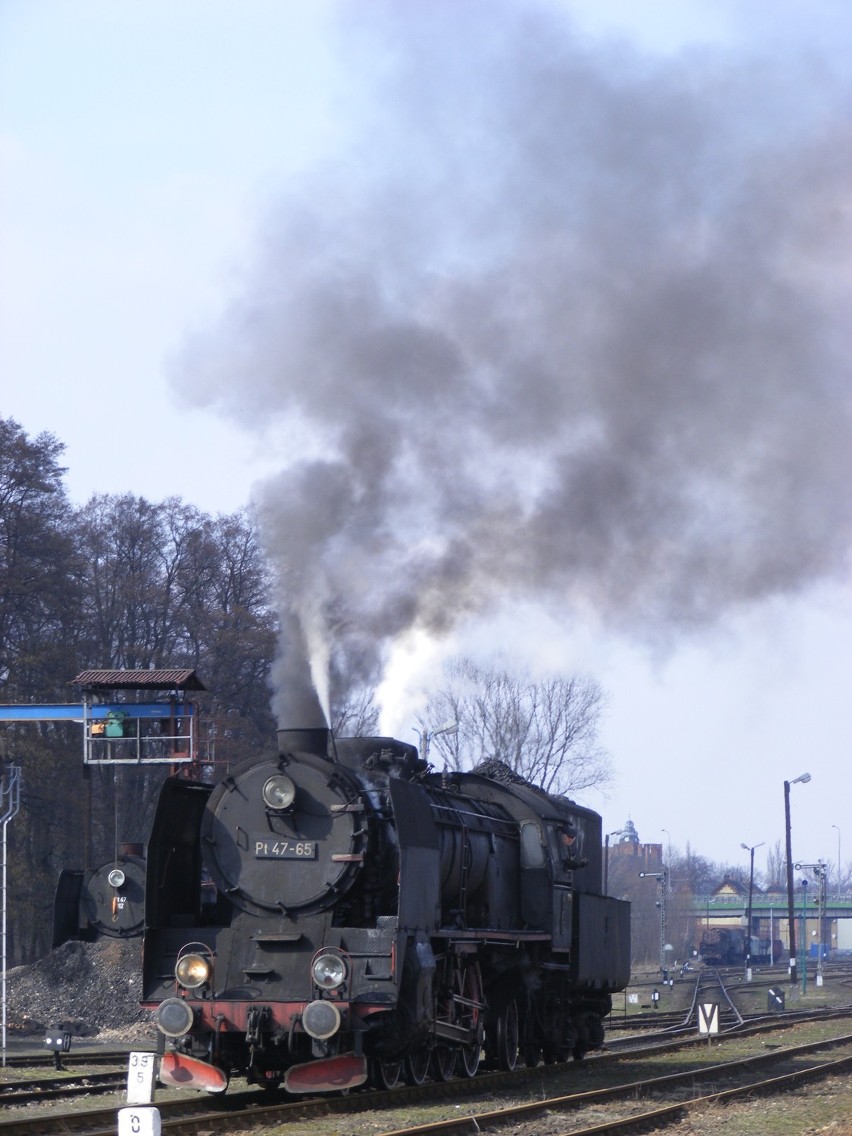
[117,1106,161,1136]
[698,1001,719,1046]
[118,1052,160,1135]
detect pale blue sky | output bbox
[2,0,850,875]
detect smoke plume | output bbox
[177,1,852,724]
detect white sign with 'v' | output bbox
[698,1002,719,1035]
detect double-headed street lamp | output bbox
[784,772,811,985]
[740,840,765,979]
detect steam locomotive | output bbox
[698,927,746,966]
[698,926,776,967]
[141,728,630,1093]
[53,846,146,947]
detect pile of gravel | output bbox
[4,939,151,1041]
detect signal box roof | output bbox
[70,669,207,692]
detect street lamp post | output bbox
[784,772,811,985]
[740,840,765,981]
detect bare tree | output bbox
[75,493,198,670]
[671,843,717,895]
[0,423,289,962]
[418,657,611,796]
[0,417,82,696]
[332,687,380,736]
[171,507,278,735]
[71,495,280,854]
[764,840,786,890]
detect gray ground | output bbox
[4,938,148,1040]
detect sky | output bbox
[2,0,851,878]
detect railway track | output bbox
[0,1069,127,1106]
[374,1038,852,1136]
[611,962,852,1035]
[2,966,849,1135]
[685,966,744,1028]
[2,1010,850,1136]
[0,1047,148,1071]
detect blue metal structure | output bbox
[0,702,196,765]
[0,669,205,766]
[0,703,179,721]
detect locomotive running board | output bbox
[284,1053,368,1094]
[159,1051,229,1093]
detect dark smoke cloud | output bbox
[176,0,852,723]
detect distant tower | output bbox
[608,817,661,877]
[618,819,639,845]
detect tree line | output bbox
[1,417,278,963]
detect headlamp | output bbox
[311,951,347,990]
[175,952,211,990]
[262,773,297,810]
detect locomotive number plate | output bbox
[254,839,317,859]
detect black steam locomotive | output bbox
[698,927,776,967]
[698,926,746,966]
[142,728,630,1093]
[53,847,146,947]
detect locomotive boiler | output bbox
[141,728,630,1093]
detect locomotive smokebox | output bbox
[277,727,330,758]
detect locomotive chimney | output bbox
[277,727,331,758]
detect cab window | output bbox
[519,820,545,868]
